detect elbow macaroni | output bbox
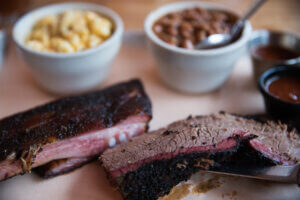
[25,10,113,53]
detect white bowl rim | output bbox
[144,1,252,56]
[12,2,124,58]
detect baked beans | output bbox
[152,7,238,49]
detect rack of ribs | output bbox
[0,79,152,181]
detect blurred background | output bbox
[1,0,300,32]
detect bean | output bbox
[164,25,178,36]
[158,18,172,26]
[167,36,178,46]
[159,33,178,46]
[181,39,194,49]
[195,7,205,14]
[180,30,191,38]
[169,18,181,27]
[212,12,228,21]
[196,30,207,42]
[153,24,163,34]
[180,22,193,33]
[183,10,201,21]
[211,21,222,33]
[197,23,210,32]
[166,13,181,20]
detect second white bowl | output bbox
[13,3,123,95]
[144,1,252,93]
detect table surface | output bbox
[0,31,299,200]
[28,0,300,33]
[0,1,300,199]
[0,32,264,124]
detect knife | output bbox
[202,163,300,184]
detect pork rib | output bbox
[34,157,95,178]
[0,79,152,181]
[100,112,299,200]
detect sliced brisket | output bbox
[196,112,299,165]
[100,112,299,200]
[0,79,152,181]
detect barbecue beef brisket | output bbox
[100,112,299,200]
[0,79,152,181]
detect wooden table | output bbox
[0,1,299,200]
[1,31,299,200]
[99,0,300,33]
[27,0,299,33]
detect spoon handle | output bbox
[231,0,267,40]
[240,0,267,22]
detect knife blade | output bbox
[202,163,300,184]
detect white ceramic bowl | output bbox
[144,1,252,93]
[13,3,123,94]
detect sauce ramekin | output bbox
[250,30,300,82]
[258,66,300,129]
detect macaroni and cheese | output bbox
[25,10,113,53]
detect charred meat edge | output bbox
[0,79,152,181]
[100,113,299,200]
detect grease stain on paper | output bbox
[221,190,238,200]
[192,175,222,194]
[159,184,191,200]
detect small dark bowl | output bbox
[258,66,300,128]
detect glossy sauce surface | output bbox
[267,76,300,103]
[255,45,299,62]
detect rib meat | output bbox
[100,112,299,200]
[34,157,95,178]
[0,79,152,181]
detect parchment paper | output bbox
[0,31,299,200]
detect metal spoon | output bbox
[196,0,267,49]
[0,30,7,70]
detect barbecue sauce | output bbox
[254,45,299,62]
[267,76,300,103]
